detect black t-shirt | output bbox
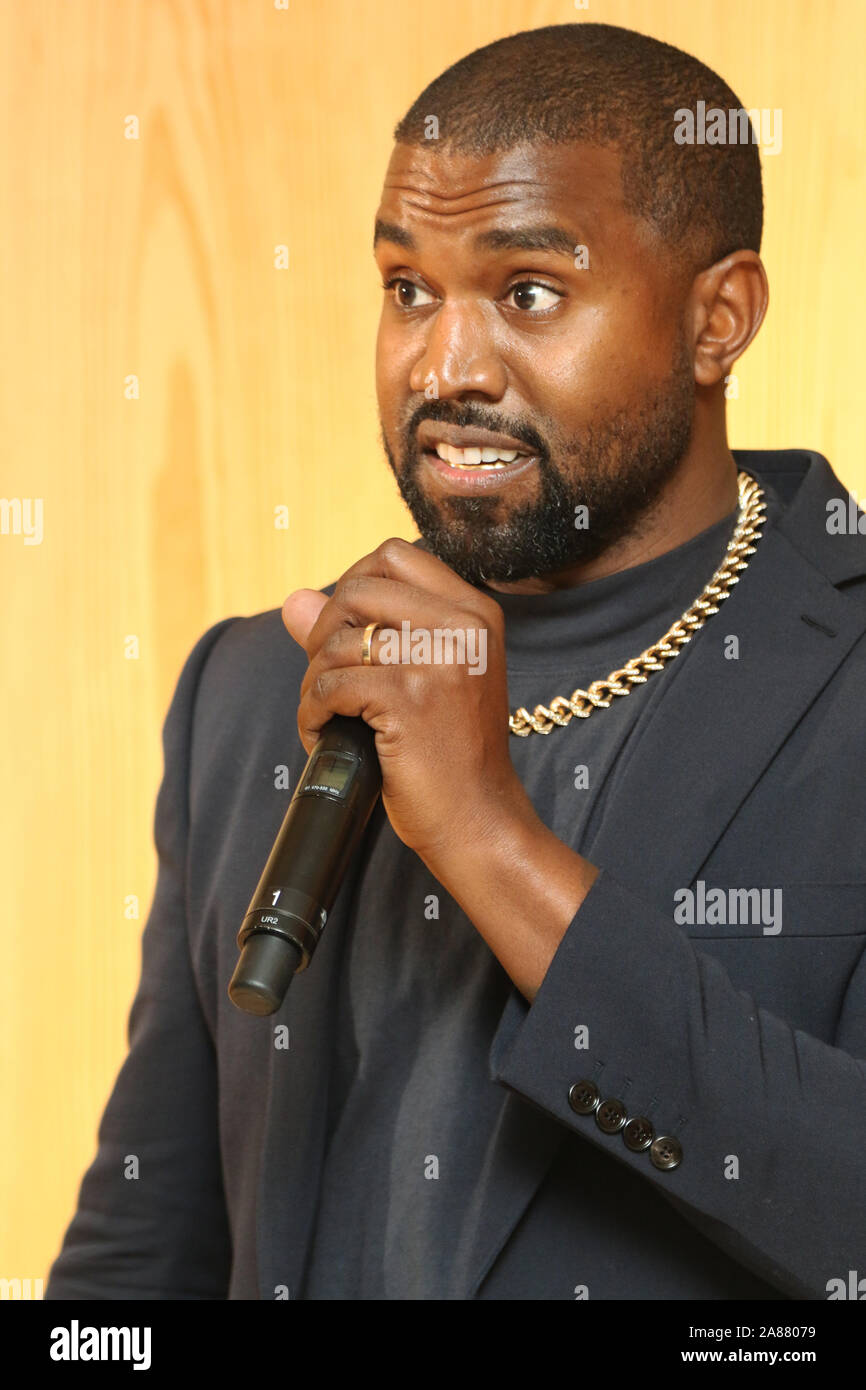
[299,478,782,1299]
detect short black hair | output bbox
[392,23,763,272]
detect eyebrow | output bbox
[373,218,580,259]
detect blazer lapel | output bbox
[584,519,866,907]
[459,464,866,1298]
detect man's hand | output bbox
[282,536,534,871]
[282,537,598,1000]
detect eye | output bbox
[381,277,436,309]
[380,275,563,315]
[504,280,563,313]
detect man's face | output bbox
[373,139,697,588]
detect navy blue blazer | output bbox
[45,449,866,1300]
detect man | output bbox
[46,22,865,1301]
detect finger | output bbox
[298,624,389,695]
[282,589,329,651]
[302,573,489,664]
[335,536,489,608]
[296,664,402,752]
[298,617,454,702]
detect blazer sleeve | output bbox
[44,618,241,1300]
[489,866,866,1301]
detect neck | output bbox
[486,445,741,597]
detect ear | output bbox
[689,250,769,387]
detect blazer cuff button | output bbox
[568,1079,600,1115]
[650,1135,683,1171]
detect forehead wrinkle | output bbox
[382,175,547,206]
[373,194,536,251]
[374,186,576,253]
[381,140,622,221]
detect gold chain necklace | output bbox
[509,470,767,736]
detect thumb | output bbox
[281,588,329,651]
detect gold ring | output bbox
[361,621,380,665]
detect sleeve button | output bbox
[595,1097,628,1133]
[650,1135,683,1170]
[623,1116,655,1152]
[568,1080,600,1115]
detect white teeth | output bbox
[433,442,526,468]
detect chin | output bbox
[423,528,606,587]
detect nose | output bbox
[408,298,508,401]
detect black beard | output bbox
[382,339,695,587]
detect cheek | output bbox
[573,311,679,397]
[606,286,682,374]
[374,316,389,391]
[510,307,629,397]
[375,318,412,407]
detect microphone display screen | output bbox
[302,750,358,798]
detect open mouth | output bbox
[424,441,536,470]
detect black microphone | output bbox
[228,715,382,1016]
